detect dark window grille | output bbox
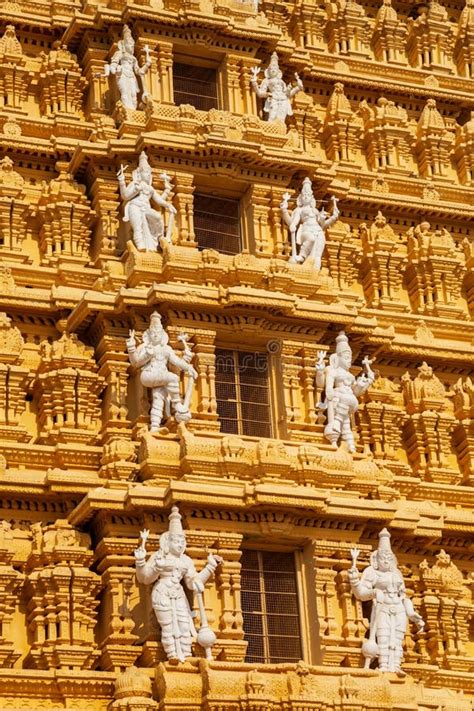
[241,550,303,664]
[173,62,219,111]
[194,194,241,255]
[215,349,272,438]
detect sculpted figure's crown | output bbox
[168,506,184,536]
[335,331,351,355]
[138,151,151,171]
[265,52,281,77]
[301,177,313,195]
[149,311,163,329]
[377,527,392,554]
[122,25,134,46]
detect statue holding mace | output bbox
[134,506,222,662]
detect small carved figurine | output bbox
[349,528,424,674]
[118,152,176,251]
[316,332,374,452]
[134,506,222,662]
[280,178,339,268]
[126,312,197,432]
[99,25,151,110]
[250,52,303,123]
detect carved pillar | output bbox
[24,521,101,670]
[0,313,30,442]
[173,172,197,246]
[300,343,318,429]
[280,341,304,436]
[96,534,141,671]
[269,186,290,258]
[0,522,23,667]
[188,329,219,431]
[38,44,86,117]
[224,54,243,114]
[38,163,95,266]
[90,315,132,444]
[419,550,473,671]
[243,184,272,256]
[155,41,174,103]
[240,58,258,116]
[0,157,33,262]
[86,162,121,263]
[402,362,458,484]
[453,375,474,485]
[212,532,246,662]
[33,332,105,445]
[358,212,408,310]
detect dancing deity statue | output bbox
[118,152,176,252]
[126,312,197,432]
[349,528,424,674]
[134,506,222,662]
[280,178,339,268]
[99,25,151,110]
[250,52,303,123]
[316,332,375,452]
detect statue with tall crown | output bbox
[250,52,304,123]
[349,528,424,674]
[280,178,339,268]
[117,152,176,252]
[126,312,197,432]
[99,25,151,110]
[316,332,375,452]
[134,506,222,662]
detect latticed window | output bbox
[194,194,241,255]
[173,62,219,111]
[241,550,303,664]
[215,349,272,437]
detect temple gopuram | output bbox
[0,0,472,708]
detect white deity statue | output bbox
[126,312,197,432]
[349,528,424,674]
[280,178,340,268]
[99,25,151,110]
[134,506,222,663]
[316,332,375,452]
[117,152,176,252]
[250,52,303,123]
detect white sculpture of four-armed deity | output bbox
[117,152,176,252]
[126,312,197,432]
[99,25,151,110]
[280,178,339,268]
[250,51,303,123]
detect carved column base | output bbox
[99,644,140,672]
[25,645,100,670]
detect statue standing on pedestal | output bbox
[100,25,151,110]
[126,312,197,432]
[280,179,339,268]
[118,152,176,251]
[316,332,374,452]
[134,506,222,663]
[250,52,303,123]
[349,528,424,674]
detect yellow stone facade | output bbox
[0,0,472,709]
